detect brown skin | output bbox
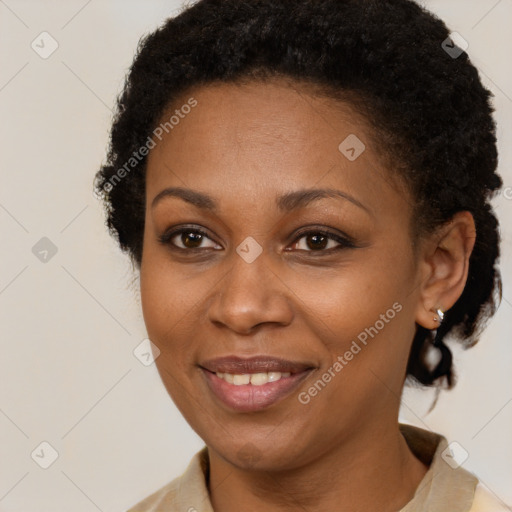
[140,79,476,511]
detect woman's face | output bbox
[140,79,426,470]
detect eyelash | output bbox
[157,225,356,254]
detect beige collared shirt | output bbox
[127,424,509,511]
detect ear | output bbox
[415,211,476,329]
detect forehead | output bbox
[145,79,405,215]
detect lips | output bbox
[200,355,313,375]
[199,356,315,412]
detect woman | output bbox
[95,0,506,510]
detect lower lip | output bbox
[201,369,312,412]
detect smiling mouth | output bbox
[199,356,315,412]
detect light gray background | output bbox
[1,1,511,510]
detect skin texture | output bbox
[140,79,476,511]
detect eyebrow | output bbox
[151,186,371,215]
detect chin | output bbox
[208,433,313,473]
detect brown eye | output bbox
[291,230,348,252]
[158,227,221,251]
[304,233,329,250]
[180,231,204,248]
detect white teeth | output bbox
[215,371,292,385]
[233,374,251,385]
[250,373,269,386]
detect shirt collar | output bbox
[399,423,478,511]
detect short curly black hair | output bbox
[94,0,502,388]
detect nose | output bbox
[207,249,294,335]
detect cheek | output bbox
[140,232,208,329]
[284,254,408,336]
[287,251,414,388]
[139,251,199,355]
[139,259,202,412]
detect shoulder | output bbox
[398,424,511,512]
[125,476,181,511]
[126,447,211,512]
[469,483,511,512]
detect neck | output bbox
[208,423,428,512]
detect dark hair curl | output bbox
[94,0,502,388]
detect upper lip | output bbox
[200,356,314,375]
